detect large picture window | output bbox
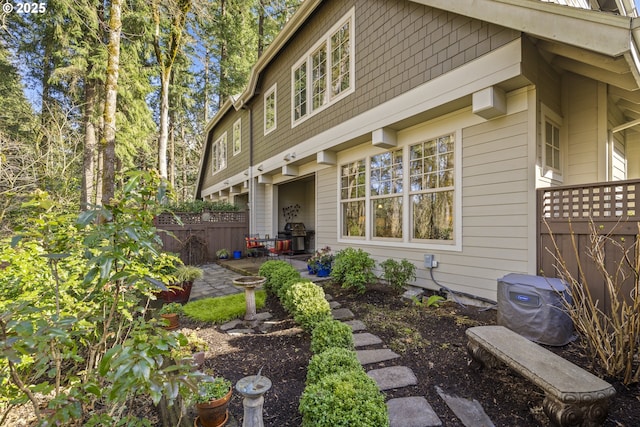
[292,8,354,126]
[339,132,456,245]
[211,133,227,175]
[410,135,454,241]
[340,160,366,237]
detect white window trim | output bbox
[291,7,355,128]
[541,103,564,182]
[211,132,227,175]
[264,84,277,135]
[233,118,242,155]
[337,128,462,252]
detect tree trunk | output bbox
[258,0,265,58]
[81,77,98,209]
[158,70,170,180]
[101,0,122,205]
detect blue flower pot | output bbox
[307,265,318,275]
[233,250,242,259]
[317,266,331,277]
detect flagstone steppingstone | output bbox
[331,307,355,320]
[324,293,333,301]
[356,348,400,365]
[343,319,367,331]
[353,332,383,347]
[329,301,341,309]
[367,366,418,391]
[387,396,443,427]
[220,319,244,331]
[227,328,255,335]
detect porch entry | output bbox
[275,174,316,254]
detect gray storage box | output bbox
[497,274,573,346]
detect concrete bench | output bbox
[466,325,615,427]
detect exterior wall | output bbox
[564,73,601,184]
[314,89,533,301]
[628,132,640,178]
[249,0,519,165]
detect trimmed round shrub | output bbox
[270,265,301,298]
[299,370,389,427]
[258,260,291,292]
[330,247,376,294]
[281,279,313,313]
[310,319,354,354]
[286,281,331,331]
[306,347,362,385]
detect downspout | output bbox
[242,104,255,233]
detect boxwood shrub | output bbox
[258,260,291,292]
[306,347,362,385]
[286,281,331,331]
[299,369,389,427]
[330,247,376,294]
[310,319,354,354]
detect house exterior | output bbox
[195,0,640,301]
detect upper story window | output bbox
[211,133,227,175]
[233,119,242,155]
[541,104,563,181]
[292,8,355,127]
[264,84,277,135]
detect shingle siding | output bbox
[200,0,520,187]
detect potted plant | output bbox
[216,248,230,260]
[159,265,203,304]
[159,302,184,330]
[307,257,319,275]
[314,246,334,277]
[195,376,233,427]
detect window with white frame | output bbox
[292,8,354,126]
[264,84,277,134]
[371,149,403,238]
[541,104,563,179]
[410,134,455,241]
[339,133,457,244]
[340,159,366,237]
[211,133,227,175]
[233,119,241,155]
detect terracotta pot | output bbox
[161,313,179,330]
[159,281,193,304]
[196,388,232,427]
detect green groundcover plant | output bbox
[0,171,201,426]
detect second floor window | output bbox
[233,119,242,155]
[212,133,227,175]
[264,85,277,134]
[292,8,354,126]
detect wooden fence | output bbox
[154,211,249,265]
[537,179,640,313]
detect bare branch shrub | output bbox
[545,219,640,384]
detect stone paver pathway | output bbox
[194,259,488,427]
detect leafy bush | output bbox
[330,247,377,294]
[286,281,331,331]
[299,370,389,427]
[380,258,417,291]
[258,260,298,295]
[306,347,363,385]
[271,265,302,299]
[0,171,198,425]
[310,319,354,354]
[280,279,313,312]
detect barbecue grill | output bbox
[283,222,307,253]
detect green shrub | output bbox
[306,347,362,385]
[380,258,417,291]
[258,260,291,293]
[299,370,388,427]
[281,279,313,313]
[271,265,301,299]
[286,281,331,331]
[310,319,354,354]
[330,248,376,294]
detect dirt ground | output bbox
[196,281,640,427]
[3,281,638,426]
